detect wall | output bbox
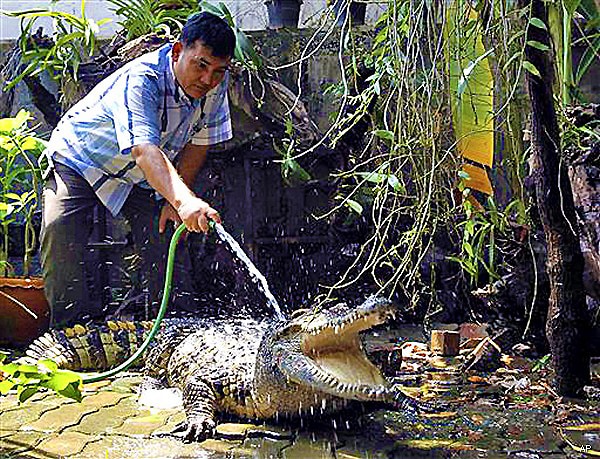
[0,0,386,40]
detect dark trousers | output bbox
[40,163,193,326]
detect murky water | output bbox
[213,223,286,320]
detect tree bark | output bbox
[524,0,590,396]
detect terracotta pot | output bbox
[0,277,49,347]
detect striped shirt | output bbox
[45,43,232,216]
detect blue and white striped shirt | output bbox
[46,43,232,216]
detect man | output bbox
[40,12,236,326]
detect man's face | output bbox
[172,40,231,99]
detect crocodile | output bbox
[24,296,429,442]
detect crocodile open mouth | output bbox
[277,296,396,399]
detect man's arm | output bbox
[131,143,219,232]
[177,143,208,186]
[157,143,210,232]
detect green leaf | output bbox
[529,17,547,30]
[387,174,404,193]
[355,172,386,184]
[37,359,58,372]
[575,35,600,83]
[282,158,312,184]
[465,219,475,237]
[373,130,395,141]
[457,48,495,97]
[346,199,364,215]
[0,379,14,394]
[564,0,582,16]
[17,385,39,403]
[532,353,551,372]
[523,60,541,77]
[42,370,81,392]
[0,363,20,376]
[4,193,22,201]
[20,136,41,151]
[58,381,82,402]
[578,0,599,20]
[0,118,20,133]
[464,242,474,258]
[526,40,550,51]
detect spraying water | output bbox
[213,223,286,320]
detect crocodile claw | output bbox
[171,417,216,443]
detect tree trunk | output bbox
[524,0,590,396]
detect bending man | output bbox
[41,12,235,326]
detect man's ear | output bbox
[172,41,183,62]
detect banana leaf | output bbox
[446,1,494,195]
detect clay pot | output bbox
[0,277,49,347]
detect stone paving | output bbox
[0,373,378,459]
[2,330,599,459]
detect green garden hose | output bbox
[81,223,188,384]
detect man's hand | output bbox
[159,203,182,233]
[176,197,221,233]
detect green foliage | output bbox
[107,0,195,40]
[547,0,600,104]
[316,0,455,300]
[1,0,110,103]
[0,353,82,403]
[198,1,263,71]
[0,111,46,277]
[106,0,262,71]
[448,195,524,286]
[313,0,542,307]
[274,118,312,187]
[532,353,551,372]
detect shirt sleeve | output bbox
[190,76,233,146]
[113,70,162,154]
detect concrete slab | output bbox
[24,403,98,433]
[35,430,99,457]
[0,431,48,457]
[75,401,141,435]
[110,409,173,437]
[79,391,128,409]
[0,403,58,431]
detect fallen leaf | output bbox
[470,414,485,424]
[396,439,472,450]
[401,342,430,360]
[467,431,484,442]
[420,411,458,419]
[562,423,600,431]
[501,355,532,371]
[507,425,523,437]
[467,375,488,384]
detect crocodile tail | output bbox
[21,321,153,371]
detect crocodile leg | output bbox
[173,374,218,442]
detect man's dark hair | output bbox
[180,12,236,59]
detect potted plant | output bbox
[265,0,302,28]
[0,110,49,346]
[331,0,366,26]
